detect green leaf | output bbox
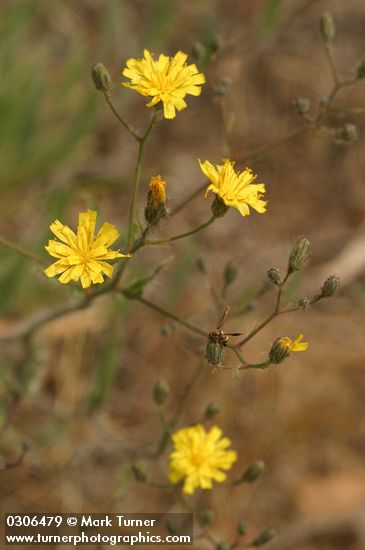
[123,258,170,299]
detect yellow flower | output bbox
[199,159,267,217]
[122,49,205,119]
[281,334,309,352]
[269,334,308,364]
[44,210,130,289]
[168,424,237,495]
[149,175,166,205]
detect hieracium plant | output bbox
[2,13,364,547]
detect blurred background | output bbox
[1,0,365,548]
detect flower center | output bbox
[190,448,207,468]
[78,247,93,264]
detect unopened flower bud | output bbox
[269,337,291,364]
[210,34,223,55]
[196,257,208,274]
[91,62,112,92]
[191,42,206,63]
[267,267,281,286]
[166,519,181,535]
[206,331,226,366]
[242,460,266,482]
[213,77,232,97]
[145,175,168,226]
[224,261,238,287]
[336,123,358,143]
[320,13,335,44]
[21,440,32,453]
[319,96,329,109]
[237,522,248,536]
[200,510,214,525]
[160,323,173,337]
[288,237,310,272]
[153,379,170,405]
[131,461,148,483]
[211,196,229,218]
[204,401,221,419]
[292,97,310,115]
[251,528,276,547]
[321,275,340,297]
[356,58,365,79]
[298,297,310,311]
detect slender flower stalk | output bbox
[103,92,142,142]
[0,235,45,265]
[146,216,215,246]
[127,112,158,247]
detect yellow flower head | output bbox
[269,333,308,364]
[168,424,237,495]
[149,175,166,205]
[44,210,130,289]
[199,159,267,217]
[280,334,309,352]
[122,49,205,119]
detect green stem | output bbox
[130,296,207,338]
[103,92,142,142]
[236,272,290,349]
[0,235,45,265]
[146,216,216,246]
[127,113,158,247]
[324,44,339,86]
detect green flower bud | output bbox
[321,275,340,297]
[196,257,208,274]
[298,297,310,311]
[269,337,290,364]
[153,379,170,405]
[204,401,221,419]
[131,461,148,483]
[356,59,365,79]
[292,97,310,115]
[21,440,32,453]
[237,522,248,536]
[224,261,238,287]
[213,77,232,97]
[191,42,206,63]
[267,267,281,286]
[288,237,310,272]
[211,196,229,218]
[200,510,214,525]
[320,13,335,44]
[251,528,276,547]
[91,62,112,92]
[206,339,225,366]
[336,123,358,143]
[166,519,181,535]
[210,34,223,55]
[242,459,266,482]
